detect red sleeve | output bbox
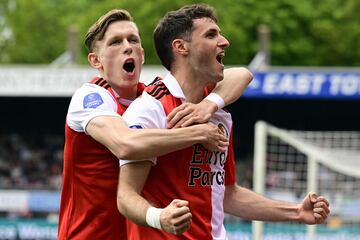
[225,128,236,185]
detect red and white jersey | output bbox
[121,73,236,240]
[58,76,145,240]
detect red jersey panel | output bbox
[125,79,236,240]
[58,77,145,240]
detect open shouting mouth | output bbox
[123,59,135,73]
[216,52,224,64]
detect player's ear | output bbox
[172,38,188,56]
[88,52,102,69]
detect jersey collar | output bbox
[161,73,186,100]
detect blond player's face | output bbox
[95,21,144,99]
[186,18,229,84]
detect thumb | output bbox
[308,192,318,203]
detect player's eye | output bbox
[129,37,139,43]
[206,32,217,39]
[110,39,122,45]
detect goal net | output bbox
[252,121,360,240]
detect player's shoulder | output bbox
[124,79,166,119]
[217,108,232,117]
[74,81,112,98]
[212,108,233,124]
[69,81,116,112]
[89,76,111,89]
[144,77,171,100]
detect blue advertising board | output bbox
[28,191,60,212]
[243,71,360,99]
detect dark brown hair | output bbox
[153,4,217,70]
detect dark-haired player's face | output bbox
[187,18,229,84]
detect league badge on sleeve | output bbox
[83,93,104,109]
[129,125,143,129]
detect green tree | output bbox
[0,0,359,66]
[1,0,66,63]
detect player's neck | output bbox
[172,69,207,104]
[113,86,137,101]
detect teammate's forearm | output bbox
[213,67,253,106]
[121,124,212,160]
[224,185,300,222]
[87,116,226,160]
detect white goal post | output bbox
[252,121,360,240]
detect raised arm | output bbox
[86,115,228,160]
[224,185,330,224]
[117,162,192,235]
[212,66,253,106]
[167,67,253,128]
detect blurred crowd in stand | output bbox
[0,133,63,190]
[0,133,252,191]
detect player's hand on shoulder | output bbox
[167,100,217,128]
[160,199,192,235]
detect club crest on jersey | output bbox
[218,123,228,138]
[83,93,104,109]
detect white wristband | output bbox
[205,93,225,110]
[146,207,163,230]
